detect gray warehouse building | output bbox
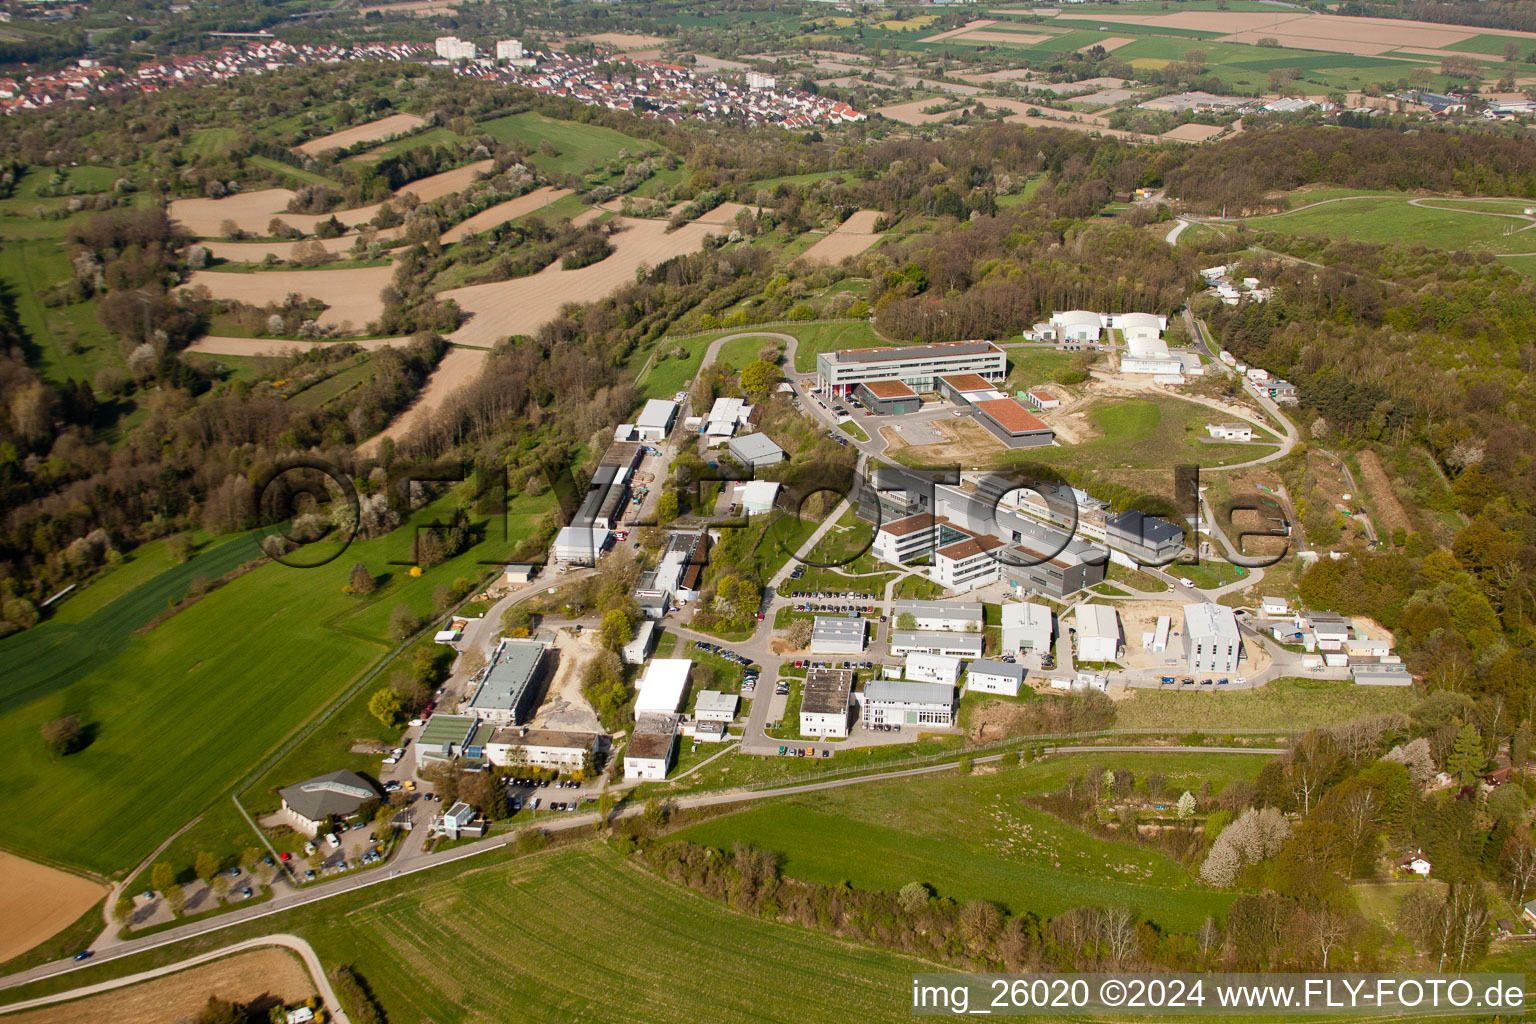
[855,379,922,415]
[810,615,866,655]
[727,432,785,469]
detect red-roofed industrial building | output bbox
[971,398,1054,448]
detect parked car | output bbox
[382,756,398,765]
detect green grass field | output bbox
[477,112,662,178]
[1114,677,1419,733]
[0,239,122,385]
[673,753,1263,930]
[0,492,551,876]
[1246,194,1536,258]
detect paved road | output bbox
[2,736,1291,998]
[0,934,349,1022]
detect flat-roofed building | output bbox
[855,379,921,415]
[933,532,1006,592]
[970,398,1055,448]
[706,396,753,437]
[739,479,781,515]
[1025,389,1060,410]
[891,599,983,632]
[1106,510,1185,566]
[811,615,866,655]
[693,690,738,723]
[905,651,962,686]
[727,432,785,469]
[1074,604,1122,662]
[1206,422,1253,442]
[967,659,1025,696]
[634,399,678,441]
[937,372,1005,405]
[624,714,678,780]
[485,728,599,772]
[1185,601,1243,674]
[635,658,692,718]
[1300,610,1351,652]
[1001,602,1053,654]
[464,638,545,725]
[415,713,479,768]
[816,340,1006,396]
[872,512,939,565]
[552,524,608,565]
[799,668,854,737]
[622,619,658,665]
[890,629,983,658]
[862,679,957,727]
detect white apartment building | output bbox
[495,39,525,60]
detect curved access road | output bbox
[0,934,347,1023]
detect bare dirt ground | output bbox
[694,201,760,225]
[921,18,998,42]
[581,31,669,49]
[527,632,603,733]
[440,217,721,347]
[953,30,1052,45]
[357,345,488,454]
[4,949,314,1024]
[295,113,426,157]
[184,265,394,329]
[440,186,572,243]
[360,0,459,15]
[1356,449,1412,534]
[391,159,495,202]
[184,335,407,357]
[569,208,602,228]
[1162,123,1226,143]
[168,189,296,237]
[875,99,964,125]
[0,852,106,963]
[798,209,885,264]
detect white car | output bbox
[382,756,398,765]
[325,833,341,849]
[407,719,424,728]
[673,391,688,403]
[1178,577,1195,588]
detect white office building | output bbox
[1185,602,1243,674]
[811,615,866,655]
[862,679,957,727]
[799,669,853,737]
[966,659,1025,696]
[905,651,963,686]
[624,715,678,780]
[1074,604,1121,662]
[495,38,525,60]
[890,630,983,659]
[621,619,658,666]
[1001,602,1052,655]
[739,480,781,515]
[815,340,1006,396]
[891,600,983,632]
[693,690,738,723]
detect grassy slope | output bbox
[477,112,662,178]
[673,754,1264,931]
[0,493,551,876]
[1245,195,1536,258]
[301,844,925,1023]
[1114,677,1419,732]
[998,394,1270,473]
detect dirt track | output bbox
[295,112,426,157]
[440,216,722,347]
[1,948,313,1024]
[0,853,105,965]
[357,345,488,454]
[1357,449,1411,534]
[184,266,394,329]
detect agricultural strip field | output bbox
[295,113,427,157]
[0,495,546,876]
[185,265,394,329]
[0,852,106,964]
[357,345,488,454]
[298,844,928,1023]
[672,753,1265,931]
[2,948,315,1024]
[439,186,572,243]
[1113,677,1419,733]
[797,209,885,264]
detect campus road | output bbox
[0,742,1285,999]
[0,934,349,1023]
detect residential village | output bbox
[0,36,864,127]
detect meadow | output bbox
[299,844,927,1023]
[477,112,663,179]
[0,491,553,877]
[1244,194,1536,261]
[672,753,1266,931]
[1114,677,1420,733]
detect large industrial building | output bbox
[1074,605,1122,662]
[815,340,1006,395]
[1001,602,1053,654]
[464,638,546,725]
[634,659,693,718]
